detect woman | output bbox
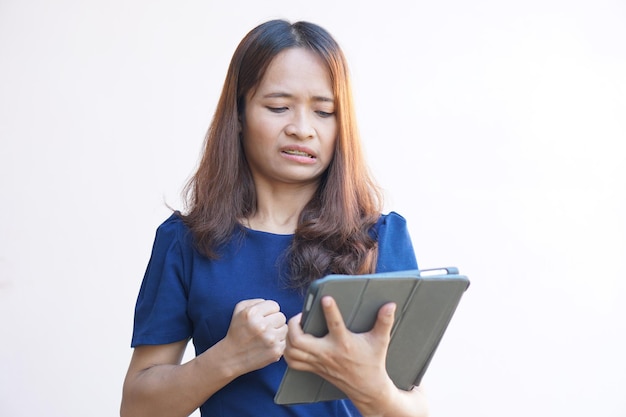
[121,19,428,417]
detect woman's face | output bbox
[242,47,338,190]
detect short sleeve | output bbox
[375,212,418,272]
[131,215,192,347]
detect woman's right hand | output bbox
[223,299,288,374]
[121,298,288,417]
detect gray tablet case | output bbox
[274,267,470,405]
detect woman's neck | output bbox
[245,181,318,234]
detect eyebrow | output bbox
[262,92,334,103]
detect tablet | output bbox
[274,267,470,405]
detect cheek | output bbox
[320,137,338,167]
[242,135,263,161]
[324,126,338,156]
[241,119,265,149]
[243,113,279,144]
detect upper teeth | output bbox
[285,150,312,157]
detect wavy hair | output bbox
[182,20,382,288]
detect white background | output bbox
[1,1,625,416]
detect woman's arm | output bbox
[284,297,429,417]
[120,339,233,417]
[121,298,288,417]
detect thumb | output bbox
[371,302,396,339]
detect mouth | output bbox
[281,149,316,159]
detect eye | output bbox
[267,106,288,113]
[315,110,335,118]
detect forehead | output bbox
[253,48,333,97]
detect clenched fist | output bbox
[224,299,288,374]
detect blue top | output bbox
[132,212,418,417]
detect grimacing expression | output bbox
[242,47,338,189]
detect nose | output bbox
[285,109,315,140]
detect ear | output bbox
[237,118,243,141]
[237,106,245,128]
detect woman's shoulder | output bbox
[157,211,186,229]
[375,211,409,231]
[154,211,185,232]
[153,211,192,246]
[374,211,418,271]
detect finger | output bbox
[284,334,317,369]
[247,299,282,317]
[232,299,266,319]
[321,296,348,336]
[284,347,316,367]
[275,322,289,341]
[235,298,266,310]
[286,313,304,345]
[267,311,287,328]
[370,302,396,338]
[283,351,314,372]
[287,313,304,334]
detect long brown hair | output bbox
[182,20,382,288]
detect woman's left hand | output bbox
[284,296,401,414]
